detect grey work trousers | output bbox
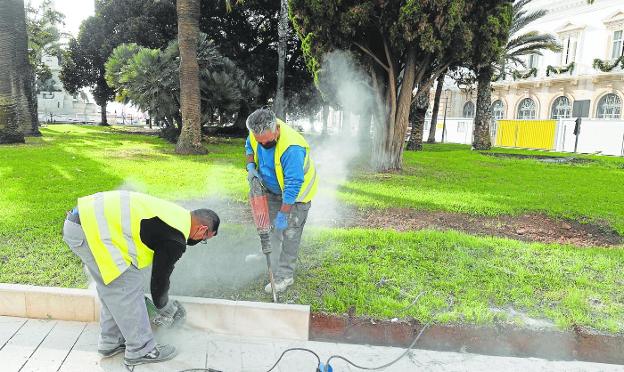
[62,220,155,359]
[267,193,311,279]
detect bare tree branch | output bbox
[354,42,390,72]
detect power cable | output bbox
[324,322,430,371]
[265,347,321,372]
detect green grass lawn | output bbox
[1,125,623,333]
[342,144,624,234]
[296,228,624,332]
[0,125,247,287]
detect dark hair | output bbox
[191,209,220,236]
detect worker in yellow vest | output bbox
[245,107,318,293]
[62,191,219,367]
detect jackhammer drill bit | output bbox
[249,175,278,302]
[260,231,277,303]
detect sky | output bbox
[27,0,95,37]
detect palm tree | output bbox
[175,0,243,154]
[496,0,561,80]
[472,0,560,150]
[176,0,205,154]
[274,0,288,119]
[0,0,37,144]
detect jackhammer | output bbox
[248,175,278,302]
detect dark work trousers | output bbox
[266,192,311,280]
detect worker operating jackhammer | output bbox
[61,191,220,367]
[245,107,319,294]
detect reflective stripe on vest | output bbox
[77,191,191,284]
[248,120,318,203]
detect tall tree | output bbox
[200,0,317,133]
[0,0,36,143]
[60,0,177,126]
[471,0,513,150]
[26,0,65,133]
[290,1,473,171]
[176,0,205,154]
[60,18,114,125]
[274,0,288,118]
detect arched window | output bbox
[463,101,475,118]
[517,98,537,119]
[491,100,505,120]
[596,93,621,119]
[550,96,571,119]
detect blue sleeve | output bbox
[245,136,254,156]
[280,145,306,205]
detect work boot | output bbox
[98,344,125,358]
[124,344,177,366]
[265,277,294,294]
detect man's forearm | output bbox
[246,154,255,165]
[151,277,170,309]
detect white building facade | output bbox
[37,53,99,123]
[447,0,624,122]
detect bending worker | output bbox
[62,190,219,366]
[245,107,318,293]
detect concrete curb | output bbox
[309,313,624,365]
[0,284,309,340]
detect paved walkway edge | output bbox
[0,283,309,340]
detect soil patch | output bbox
[343,209,622,247]
[198,200,622,247]
[481,152,595,164]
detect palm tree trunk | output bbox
[100,101,108,126]
[176,0,206,154]
[427,73,444,143]
[473,66,493,150]
[274,0,288,118]
[0,0,34,142]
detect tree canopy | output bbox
[290,0,476,170]
[105,35,258,141]
[60,0,177,125]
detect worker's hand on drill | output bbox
[153,300,186,328]
[246,163,262,183]
[273,211,289,231]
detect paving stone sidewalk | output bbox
[0,316,620,372]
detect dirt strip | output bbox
[343,209,623,247]
[310,313,624,365]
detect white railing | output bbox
[423,117,624,157]
[556,119,624,156]
[422,117,475,145]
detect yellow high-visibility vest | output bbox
[248,119,318,203]
[77,191,191,285]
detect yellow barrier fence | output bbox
[495,120,557,150]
